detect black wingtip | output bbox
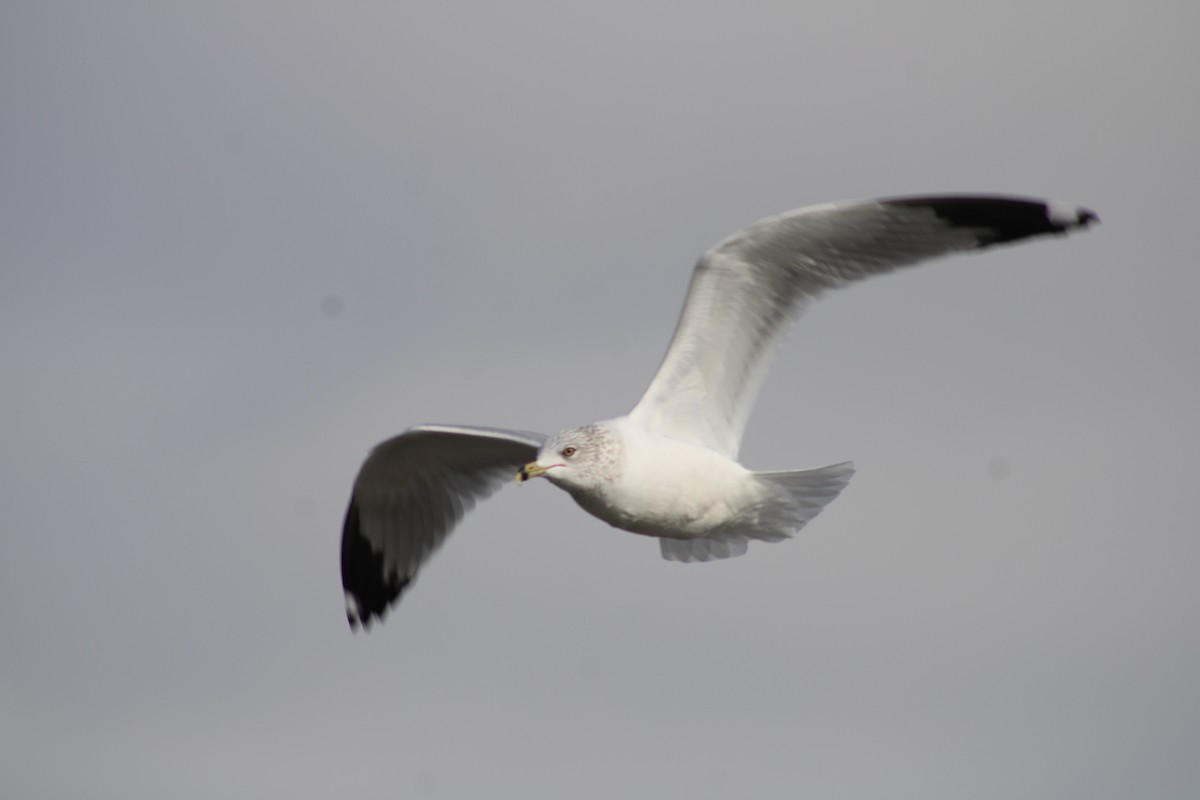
[1076,207,1100,228]
[885,195,1098,247]
[340,496,411,631]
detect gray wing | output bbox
[628,195,1097,457]
[340,423,546,629]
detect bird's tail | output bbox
[657,461,854,563]
[752,460,856,536]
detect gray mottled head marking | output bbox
[540,422,623,491]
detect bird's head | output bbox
[517,423,622,491]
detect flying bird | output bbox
[340,194,1097,629]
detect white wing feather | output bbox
[628,196,1095,456]
[341,424,545,628]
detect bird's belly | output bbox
[567,472,747,540]
[569,490,697,537]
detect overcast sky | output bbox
[3,2,1198,798]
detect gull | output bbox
[340,194,1096,629]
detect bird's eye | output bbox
[562,446,577,458]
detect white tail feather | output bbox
[755,461,856,530]
[657,461,855,563]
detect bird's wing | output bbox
[340,423,545,629]
[628,195,1097,456]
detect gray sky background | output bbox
[3,2,1198,798]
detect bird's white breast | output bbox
[567,417,760,539]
